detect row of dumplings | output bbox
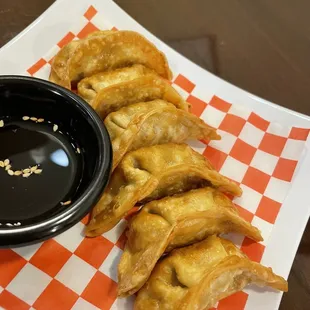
[50,30,288,309]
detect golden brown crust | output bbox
[104,100,220,171]
[77,64,154,103]
[93,74,189,119]
[135,236,288,310]
[49,30,172,89]
[118,188,262,297]
[49,30,115,88]
[49,40,80,88]
[85,144,242,237]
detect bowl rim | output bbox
[0,75,112,247]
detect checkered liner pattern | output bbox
[0,6,309,310]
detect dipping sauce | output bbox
[0,119,83,225]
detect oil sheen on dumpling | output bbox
[135,236,288,310]
[77,64,154,103]
[118,187,263,297]
[92,74,189,119]
[105,100,220,171]
[49,30,172,89]
[86,144,242,237]
[49,30,113,88]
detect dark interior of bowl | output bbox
[0,76,111,247]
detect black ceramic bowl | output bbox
[0,76,112,247]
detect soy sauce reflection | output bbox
[0,120,83,223]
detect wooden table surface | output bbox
[0,0,309,309]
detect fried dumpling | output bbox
[49,30,172,89]
[77,64,154,103]
[105,100,220,171]
[118,187,262,297]
[49,40,80,88]
[86,30,115,38]
[135,236,288,310]
[92,74,189,119]
[49,30,113,88]
[86,144,242,237]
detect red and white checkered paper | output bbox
[0,5,309,310]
